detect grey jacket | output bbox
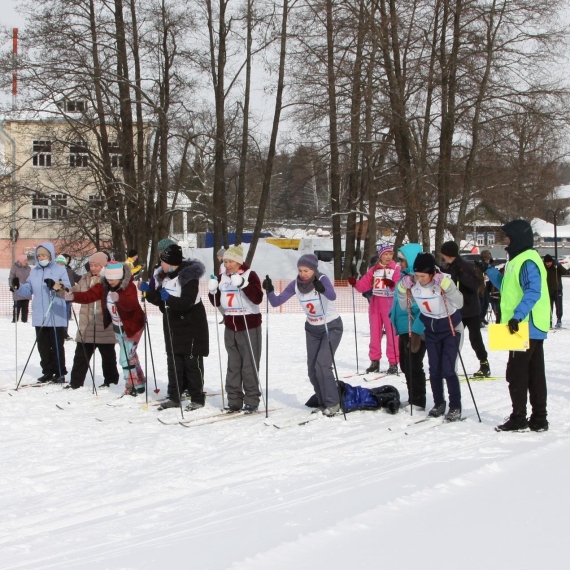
[9,262,31,301]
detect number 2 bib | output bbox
[372,268,395,297]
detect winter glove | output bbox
[410,332,422,354]
[208,275,219,293]
[44,278,56,290]
[474,259,489,273]
[262,275,274,293]
[52,280,65,292]
[399,274,415,290]
[231,273,246,289]
[347,276,357,287]
[432,273,452,290]
[139,281,151,293]
[508,318,520,334]
[160,288,170,301]
[11,277,19,290]
[382,278,395,289]
[64,291,75,301]
[109,291,120,302]
[313,277,325,294]
[9,287,14,293]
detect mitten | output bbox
[508,318,519,334]
[208,275,219,293]
[139,281,151,293]
[348,277,357,287]
[262,275,274,293]
[160,288,170,301]
[231,273,246,289]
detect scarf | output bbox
[296,270,322,295]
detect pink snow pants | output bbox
[369,295,399,364]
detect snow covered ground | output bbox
[1,286,569,569]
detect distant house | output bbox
[461,201,505,249]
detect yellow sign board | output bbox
[488,322,530,351]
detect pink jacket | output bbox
[354,261,401,299]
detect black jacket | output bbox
[545,262,569,295]
[445,256,483,319]
[146,260,209,356]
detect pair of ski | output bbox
[158,407,279,427]
[343,371,399,383]
[106,391,222,408]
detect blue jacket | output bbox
[389,243,425,336]
[17,242,71,327]
[487,261,547,340]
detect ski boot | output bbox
[428,402,446,418]
[242,404,259,414]
[185,402,205,412]
[323,404,340,417]
[473,360,490,378]
[444,408,461,422]
[386,364,399,375]
[366,360,380,373]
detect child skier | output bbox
[263,254,343,416]
[13,242,71,383]
[348,244,400,374]
[389,244,427,410]
[208,244,263,413]
[141,245,209,411]
[398,253,464,421]
[66,261,146,396]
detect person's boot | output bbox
[473,360,491,378]
[428,401,446,418]
[444,408,462,422]
[528,416,549,432]
[366,360,380,373]
[387,364,399,375]
[323,403,340,417]
[495,415,529,432]
[555,320,562,329]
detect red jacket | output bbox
[72,268,144,339]
[208,263,263,331]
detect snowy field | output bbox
[1,286,570,569]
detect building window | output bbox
[487,233,495,245]
[57,100,86,113]
[69,141,89,168]
[107,141,122,168]
[88,194,104,210]
[31,193,67,220]
[477,234,485,246]
[32,140,52,167]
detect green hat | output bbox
[157,238,176,253]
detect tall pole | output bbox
[12,28,18,111]
[546,208,563,261]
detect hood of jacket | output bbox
[502,219,534,259]
[398,243,423,276]
[155,259,206,288]
[34,241,56,267]
[101,262,132,290]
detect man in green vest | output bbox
[475,219,549,432]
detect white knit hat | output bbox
[104,261,124,280]
[223,244,244,265]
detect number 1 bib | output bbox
[412,283,447,318]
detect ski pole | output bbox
[265,293,269,419]
[93,301,97,391]
[213,290,226,408]
[14,301,17,384]
[163,303,184,419]
[441,289,481,422]
[350,283,359,374]
[142,294,160,394]
[16,291,58,390]
[406,290,413,416]
[236,288,266,410]
[71,305,97,395]
[316,291,347,421]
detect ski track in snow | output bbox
[1,290,570,569]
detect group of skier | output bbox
[9,218,552,432]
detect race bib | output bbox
[299,296,325,324]
[412,284,446,318]
[372,268,395,297]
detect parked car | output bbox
[557,255,570,273]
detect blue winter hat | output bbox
[297,254,319,271]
